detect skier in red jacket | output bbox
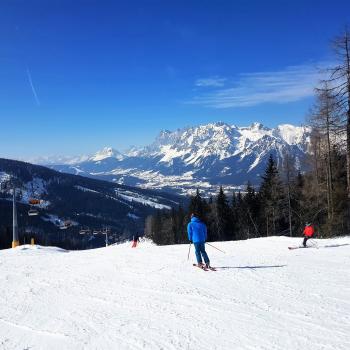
[303,223,315,247]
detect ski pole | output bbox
[206,242,226,254]
[187,243,192,260]
[309,239,319,249]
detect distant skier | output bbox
[302,223,315,247]
[132,234,140,248]
[187,213,211,268]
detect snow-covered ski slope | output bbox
[0,236,349,350]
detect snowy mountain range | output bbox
[36,122,311,196]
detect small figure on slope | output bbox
[132,234,140,248]
[303,223,315,247]
[187,213,211,268]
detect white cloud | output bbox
[195,77,227,87]
[190,62,330,108]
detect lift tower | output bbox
[12,188,19,248]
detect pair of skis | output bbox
[193,263,217,271]
[288,243,319,250]
[288,245,318,250]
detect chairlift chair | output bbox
[28,208,39,216]
[60,220,72,230]
[29,198,41,205]
[79,229,90,234]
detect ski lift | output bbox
[28,208,39,216]
[29,198,41,205]
[28,196,41,216]
[60,220,72,230]
[79,228,91,235]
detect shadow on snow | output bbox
[321,243,350,249]
[214,265,287,270]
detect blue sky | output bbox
[1,0,349,158]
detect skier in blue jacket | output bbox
[187,213,210,268]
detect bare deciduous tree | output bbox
[324,28,350,226]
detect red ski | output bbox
[193,263,209,271]
[192,264,217,271]
[207,266,217,271]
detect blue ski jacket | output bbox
[187,217,207,243]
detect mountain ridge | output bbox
[31,122,311,195]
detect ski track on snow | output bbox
[0,237,349,350]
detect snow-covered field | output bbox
[0,236,349,350]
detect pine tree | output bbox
[146,211,162,244]
[174,205,186,244]
[234,191,245,239]
[259,155,285,236]
[188,189,205,219]
[243,182,260,238]
[214,186,232,241]
[230,191,239,239]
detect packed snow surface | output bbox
[0,236,349,350]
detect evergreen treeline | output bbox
[145,152,347,245]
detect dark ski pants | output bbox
[303,236,309,247]
[194,242,210,265]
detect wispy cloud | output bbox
[26,68,40,106]
[190,62,330,108]
[195,77,227,87]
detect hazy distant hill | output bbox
[0,158,184,249]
